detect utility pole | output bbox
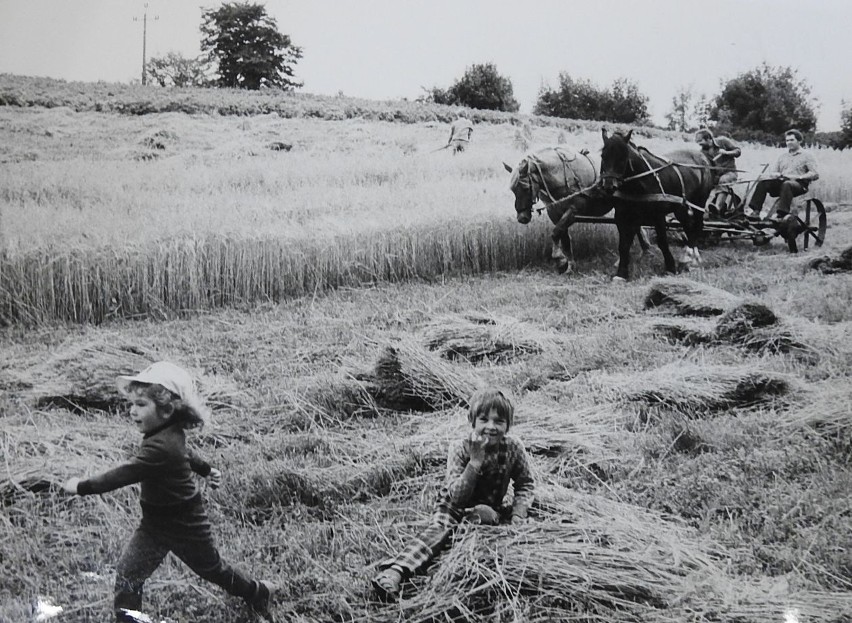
[133,3,159,85]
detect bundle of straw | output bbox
[421,312,552,363]
[776,379,852,438]
[0,465,58,503]
[1,333,249,412]
[589,362,793,415]
[358,339,481,412]
[286,372,383,425]
[644,277,742,317]
[648,316,714,346]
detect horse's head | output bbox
[599,128,633,194]
[503,158,536,224]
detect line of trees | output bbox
[140,3,851,148]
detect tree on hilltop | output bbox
[200,2,303,90]
[146,52,212,88]
[664,85,710,133]
[534,72,649,124]
[710,63,817,140]
[420,63,519,112]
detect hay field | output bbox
[2,83,852,622]
[2,86,850,325]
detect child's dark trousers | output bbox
[113,496,260,621]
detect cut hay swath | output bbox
[362,484,851,623]
[776,379,852,438]
[0,333,250,412]
[649,305,837,363]
[644,277,743,317]
[360,486,718,623]
[285,371,383,425]
[421,312,555,363]
[587,362,794,416]
[238,450,428,520]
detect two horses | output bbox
[507,131,713,281]
[504,146,650,274]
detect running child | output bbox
[63,361,273,622]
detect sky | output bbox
[1,0,850,131]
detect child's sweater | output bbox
[442,434,535,518]
[77,421,211,510]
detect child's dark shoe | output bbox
[371,568,402,602]
[246,581,274,622]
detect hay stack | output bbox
[645,278,742,316]
[590,362,793,415]
[421,312,551,363]
[356,340,481,412]
[0,334,249,412]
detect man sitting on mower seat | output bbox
[695,128,741,216]
[747,129,819,226]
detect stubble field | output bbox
[1,78,851,622]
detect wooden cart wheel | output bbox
[802,198,827,250]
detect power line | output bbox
[133,3,159,85]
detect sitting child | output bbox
[63,361,273,622]
[371,387,535,601]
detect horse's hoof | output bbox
[556,262,574,275]
[612,276,628,283]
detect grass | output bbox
[1,78,852,622]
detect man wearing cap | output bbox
[695,128,741,216]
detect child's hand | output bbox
[62,477,81,494]
[207,468,222,489]
[468,432,488,466]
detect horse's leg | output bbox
[613,209,634,282]
[551,204,578,273]
[681,208,703,267]
[636,226,651,260]
[550,230,573,273]
[654,217,677,274]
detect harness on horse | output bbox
[614,144,706,214]
[524,147,599,214]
